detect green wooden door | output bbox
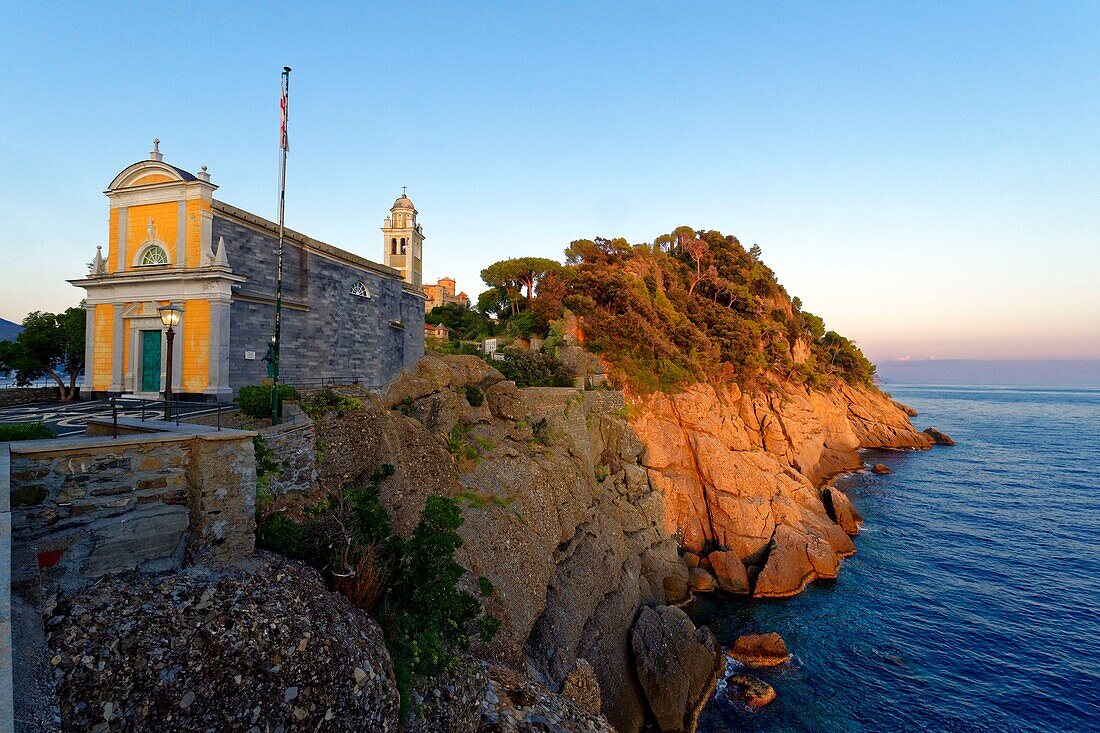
[141,330,161,392]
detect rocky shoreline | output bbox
[28,352,940,732]
[630,380,933,599]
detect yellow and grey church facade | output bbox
[70,141,425,401]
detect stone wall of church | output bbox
[211,214,424,392]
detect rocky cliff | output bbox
[315,353,721,732]
[631,380,931,597]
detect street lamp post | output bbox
[157,304,183,421]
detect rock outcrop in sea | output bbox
[631,380,932,597]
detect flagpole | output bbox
[272,66,291,423]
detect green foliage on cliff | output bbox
[484,229,878,394]
[255,465,495,711]
[492,347,573,388]
[426,302,495,341]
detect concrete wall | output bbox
[212,213,424,392]
[7,420,257,596]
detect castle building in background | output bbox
[69,141,425,401]
[381,191,423,287]
[422,277,469,313]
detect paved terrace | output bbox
[0,398,226,437]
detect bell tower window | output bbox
[391,237,398,255]
[400,238,407,254]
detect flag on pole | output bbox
[280,76,289,151]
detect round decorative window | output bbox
[351,281,371,298]
[140,245,169,266]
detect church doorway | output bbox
[141,330,162,392]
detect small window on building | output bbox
[391,237,398,255]
[351,281,371,298]
[400,237,407,254]
[139,245,169,266]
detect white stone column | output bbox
[110,305,124,393]
[82,307,95,394]
[204,299,233,401]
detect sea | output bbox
[691,384,1100,733]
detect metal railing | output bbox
[276,372,383,392]
[0,397,228,439]
[108,397,226,436]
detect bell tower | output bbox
[381,188,423,287]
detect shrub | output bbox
[0,422,54,441]
[256,513,308,558]
[255,464,494,712]
[238,384,299,418]
[302,389,363,419]
[530,417,551,446]
[493,348,573,388]
[462,385,484,407]
[478,576,496,597]
[253,434,280,488]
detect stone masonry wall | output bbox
[0,387,64,408]
[256,408,318,495]
[213,213,424,392]
[6,420,256,595]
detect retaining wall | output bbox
[256,406,318,495]
[7,419,257,596]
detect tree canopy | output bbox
[480,257,563,315]
[0,306,86,400]
[473,228,879,394]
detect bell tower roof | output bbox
[391,194,415,212]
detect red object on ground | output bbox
[37,549,64,569]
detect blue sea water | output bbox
[691,385,1100,733]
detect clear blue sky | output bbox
[2,2,1098,363]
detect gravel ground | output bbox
[44,553,400,732]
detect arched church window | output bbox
[139,245,169,266]
[351,281,371,298]
[391,238,398,255]
[400,238,407,254]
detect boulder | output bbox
[891,399,918,417]
[823,487,862,536]
[682,552,700,569]
[630,606,722,732]
[871,463,891,474]
[707,550,750,594]
[753,525,817,597]
[726,633,789,668]
[924,427,956,446]
[687,567,718,593]
[724,674,776,708]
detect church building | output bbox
[70,141,425,401]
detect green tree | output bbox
[476,287,510,319]
[426,302,494,341]
[0,306,86,400]
[480,257,563,314]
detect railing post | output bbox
[111,397,118,439]
[217,403,222,431]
